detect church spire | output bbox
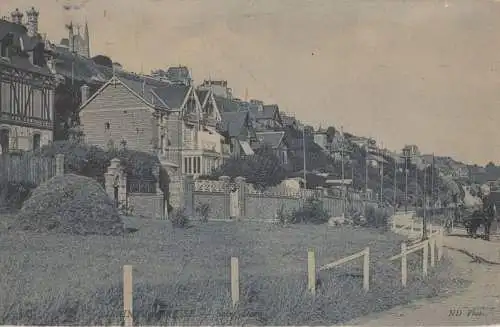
[82,19,90,57]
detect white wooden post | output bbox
[123,265,133,327]
[392,217,396,230]
[308,249,316,295]
[363,247,370,291]
[438,227,443,261]
[422,240,428,277]
[429,223,433,234]
[231,257,239,307]
[430,237,435,267]
[401,242,407,287]
[410,221,414,234]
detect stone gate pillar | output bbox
[104,158,127,208]
[183,175,194,217]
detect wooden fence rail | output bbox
[120,226,443,325]
[388,228,443,287]
[308,247,370,294]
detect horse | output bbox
[463,198,496,241]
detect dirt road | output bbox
[348,236,500,326]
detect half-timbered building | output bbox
[0,9,56,153]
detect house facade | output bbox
[152,84,228,178]
[219,110,256,158]
[0,9,57,153]
[254,131,288,165]
[250,103,283,131]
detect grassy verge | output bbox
[0,218,467,325]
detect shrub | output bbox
[209,144,288,190]
[12,174,124,236]
[196,203,210,222]
[290,197,329,224]
[38,140,160,184]
[0,180,36,211]
[365,204,390,228]
[274,203,292,226]
[170,208,190,228]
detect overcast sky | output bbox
[2,0,500,165]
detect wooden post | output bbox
[308,249,316,295]
[430,237,435,267]
[392,217,396,230]
[429,222,433,234]
[401,242,407,287]
[231,257,239,307]
[437,227,443,261]
[410,221,414,234]
[123,265,133,327]
[422,240,428,277]
[363,247,370,291]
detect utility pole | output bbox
[422,164,428,240]
[364,138,370,216]
[431,153,435,217]
[402,147,411,213]
[302,125,307,192]
[379,143,384,205]
[336,126,350,218]
[393,158,397,212]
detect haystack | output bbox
[13,174,124,235]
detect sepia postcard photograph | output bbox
[0,0,499,326]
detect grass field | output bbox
[0,215,468,325]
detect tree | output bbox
[209,144,287,190]
[92,55,113,67]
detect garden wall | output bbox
[184,176,378,221]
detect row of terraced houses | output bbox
[0,7,324,215]
[2,7,471,219]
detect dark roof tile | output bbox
[220,111,249,137]
[255,131,285,148]
[152,85,190,109]
[214,96,241,112]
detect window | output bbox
[32,134,41,151]
[195,157,201,174]
[105,122,110,130]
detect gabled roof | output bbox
[255,131,286,149]
[214,96,241,112]
[79,75,161,112]
[261,104,280,119]
[220,111,250,137]
[152,84,191,110]
[196,89,209,107]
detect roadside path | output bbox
[348,226,500,326]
